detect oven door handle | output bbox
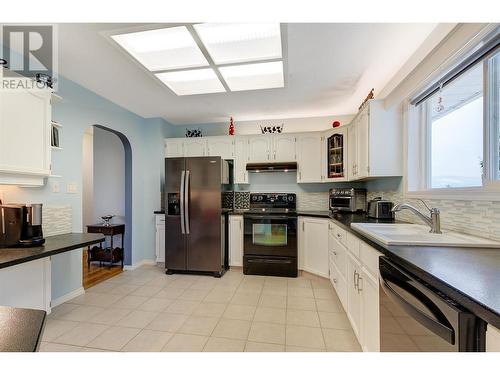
[380,277,455,345]
[247,258,293,264]
[244,215,293,220]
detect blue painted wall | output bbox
[1,76,173,300]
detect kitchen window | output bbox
[406,29,500,199]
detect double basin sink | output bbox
[350,223,500,248]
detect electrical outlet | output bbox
[67,182,78,194]
[51,181,60,193]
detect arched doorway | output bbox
[81,125,133,288]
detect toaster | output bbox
[367,198,394,219]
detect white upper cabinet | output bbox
[323,127,348,182]
[247,136,272,163]
[296,133,323,183]
[348,99,402,181]
[165,138,185,157]
[207,136,235,160]
[272,134,297,162]
[0,87,52,186]
[184,138,207,157]
[234,136,249,184]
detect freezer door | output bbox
[185,157,222,272]
[165,158,186,270]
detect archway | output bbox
[81,125,133,288]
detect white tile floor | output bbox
[40,265,361,352]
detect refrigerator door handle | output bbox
[180,170,186,235]
[185,170,190,234]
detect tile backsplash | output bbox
[368,191,500,241]
[296,192,329,211]
[43,205,72,236]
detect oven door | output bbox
[243,215,297,257]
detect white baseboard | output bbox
[50,287,85,309]
[123,259,157,270]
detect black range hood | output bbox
[246,162,297,173]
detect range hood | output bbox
[246,162,297,173]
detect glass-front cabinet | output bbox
[323,127,348,182]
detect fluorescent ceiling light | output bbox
[155,68,225,96]
[111,26,208,71]
[219,61,284,92]
[193,23,282,65]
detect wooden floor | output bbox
[82,250,123,289]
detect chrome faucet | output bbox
[392,200,442,234]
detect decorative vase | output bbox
[229,117,235,136]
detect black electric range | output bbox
[243,193,298,277]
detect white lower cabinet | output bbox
[486,324,500,352]
[299,217,329,278]
[329,220,381,351]
[360,267,380,352]
[155,214,165,263]
[347,252,362,338]
[229,215,243,267]
[0,258,51,312]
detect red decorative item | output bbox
[229,117,235,136]
[332,121,341,128]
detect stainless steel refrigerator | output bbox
[164,156,230,277]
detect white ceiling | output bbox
[57,23,438,125]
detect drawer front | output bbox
[345,231,360,259]
[329,237,347,279]
[329,221,346,245]
[329,261,347,311]
[88,226,113,235]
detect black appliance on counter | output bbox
[329,188,367,213]
[379,257,486,351]
[243,193,297,277]
[0,204,23,248]
[19,204,45,247]
[0,203,45,248]
[367,197,394,219]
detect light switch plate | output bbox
[67,182,77,194]
[52,181,60,193]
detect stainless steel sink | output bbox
[350,223,500,248]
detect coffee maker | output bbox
[19,203,45,247]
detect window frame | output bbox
[405,44,500,201]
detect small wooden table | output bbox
[86,224,125,268]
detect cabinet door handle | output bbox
[274,150,276,160]
[333,251,337,256]
[302,221,305,231]
[333,278,337,284]
[353,270,359,290]
[357,275,363,293]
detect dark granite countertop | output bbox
[297,210,331,218]
[154,210,165,214]
[0,233,105,270]
[0,306,46,352]
[328,213,500,329]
